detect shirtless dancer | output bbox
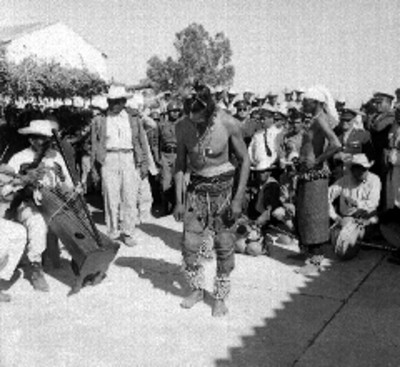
[297,87,341,271]
[174,83,250,316]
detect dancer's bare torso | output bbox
[177,109,236,177]
[299,113,335,169]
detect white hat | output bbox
[91,95,108,110]
[106,85,133,100]
[252,159,277,172]
[18,120,54,137]
[275,105,288,117]
[374,91,395,101]
[294,87,305,94]
[282,87,293,95]
[350,154,373,169]
[261,104,277,113]
[267,91,278,97]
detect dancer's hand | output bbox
[231,198,242,220]
[173,203,185,222]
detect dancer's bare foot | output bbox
[212,299,229,317]
[180,289,204,309]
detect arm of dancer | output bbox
[227,117,250,217]
[328,179,343,223]
[315,117,342,166]
[173,121,187,222]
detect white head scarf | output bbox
[304,85,339,128]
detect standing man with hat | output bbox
[248,107,281,172]
[281,88,295,111]
[265,92,279,109]
[91,85,150,247]
[293,88,305,110]
[370,91,395,207]
[233,100,250,123]
[331,108,374,181]
[158,100,182,215]
[3,119,73,292]
[227,89,238,113]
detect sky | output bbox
[1,0,399,105]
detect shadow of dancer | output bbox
[138,223,182,251]
[115,256,188,297]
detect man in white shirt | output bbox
[248,106,281,171]
[91,86,153,247]
[3,120,72,292]
[329,154,381,259]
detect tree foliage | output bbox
[146,23,234,93]
[0,47,10,93]
[0,55,107,100]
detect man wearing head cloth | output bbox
[295,86,341,272]
[174,82,250,317]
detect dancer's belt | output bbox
[162,145,177,154]
[297,165,330,182]
[106,148,133,153]
[189,170,235,195]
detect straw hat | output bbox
[106,85,133,100]
[350,154,373,169]
[18,120,54,137]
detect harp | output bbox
[39,130,120,295]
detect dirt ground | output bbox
[1,209,400,367]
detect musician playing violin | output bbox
[2,120,73,292]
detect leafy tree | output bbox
[3,56,106,100]
[0,47,10,94]
[146,23,234,93]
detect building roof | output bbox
[0,22,46,44]
[0,21,107,58]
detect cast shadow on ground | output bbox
[115,256,187,297]
[44,258,76,289]
[138,223,182,251]
[214,244,389,367]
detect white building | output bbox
[0,22,108,81]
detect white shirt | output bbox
[106,110,133,150]
[3,147,73,196]
[248,127,280,170]
[328,172,381,220]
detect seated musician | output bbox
[2,120,73,292]
[329,154,381,260]
[0,165,27,302]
